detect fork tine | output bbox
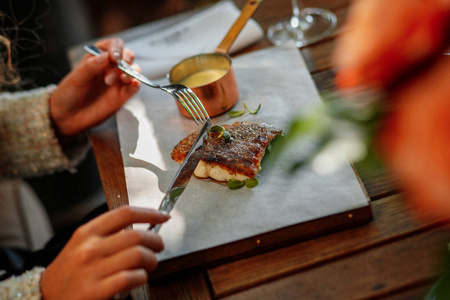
[180,90,207,124]
[177,90,205,124]
[175,94,200,125]
[185,89,210,122]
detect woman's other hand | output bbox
[40,206,170,300]
[49,38,141,136]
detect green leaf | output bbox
[228,179,245,190]
[211,125,231,143]
[169,187,185,200]
[244,178,259,188]
[227,178,259,190]
[425,273,450,300]
[228,110,245,118]
[223,131,231,143]
[243,103,261,114]
[211,125,226,133]
[287,130,333,174]
[228,103,262,117]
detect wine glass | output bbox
[267,0,337,48]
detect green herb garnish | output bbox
[228,179,245,190]
[244,178,259,188]
[227,178,259,190]
[228,110,245,118]
[211,125,231,143]
[222,131,231,143]
[243,103,261,114]
[228,102,261,118]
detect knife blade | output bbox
[150,119,211,233]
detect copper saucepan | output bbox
[169,0,262,118]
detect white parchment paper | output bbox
[69,1,264,79]
[116,42,369,261]
[123,0,264,79]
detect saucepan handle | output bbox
[215,0,263,55]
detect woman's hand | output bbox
[40,206,170,300]
[49,38,141,136]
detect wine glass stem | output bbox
[292,0,300,18]
[291,0,302,19]
[290,0,308,29]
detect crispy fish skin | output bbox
[171,121,282,182]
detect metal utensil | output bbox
[149,118,212,233]
[84,45,210,125]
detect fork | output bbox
[84,45,210,125]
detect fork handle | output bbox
[83,45,160,88]
[117,60,160,88]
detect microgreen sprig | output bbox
[227,178,259,190]
[210,125,231,143]
[243,103,261,114]
[228,102,261,118]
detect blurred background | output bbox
[1,0,218,232]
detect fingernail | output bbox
[161,211,171,218]
[113,51,121,62]
[105,72,117,86]
[121,73,130,83]
[96,52,108,64]
[130,80,141,92]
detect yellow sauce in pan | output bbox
[180,69,228,87]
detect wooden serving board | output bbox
[116,43,372,279]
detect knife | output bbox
[150,119,211,233]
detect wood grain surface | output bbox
[88,0,450,299]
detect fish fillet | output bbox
[171,121,282,182]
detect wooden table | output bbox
[89,0,450,298]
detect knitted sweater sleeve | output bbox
[0,85,89,178]
[0,267,45,299]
